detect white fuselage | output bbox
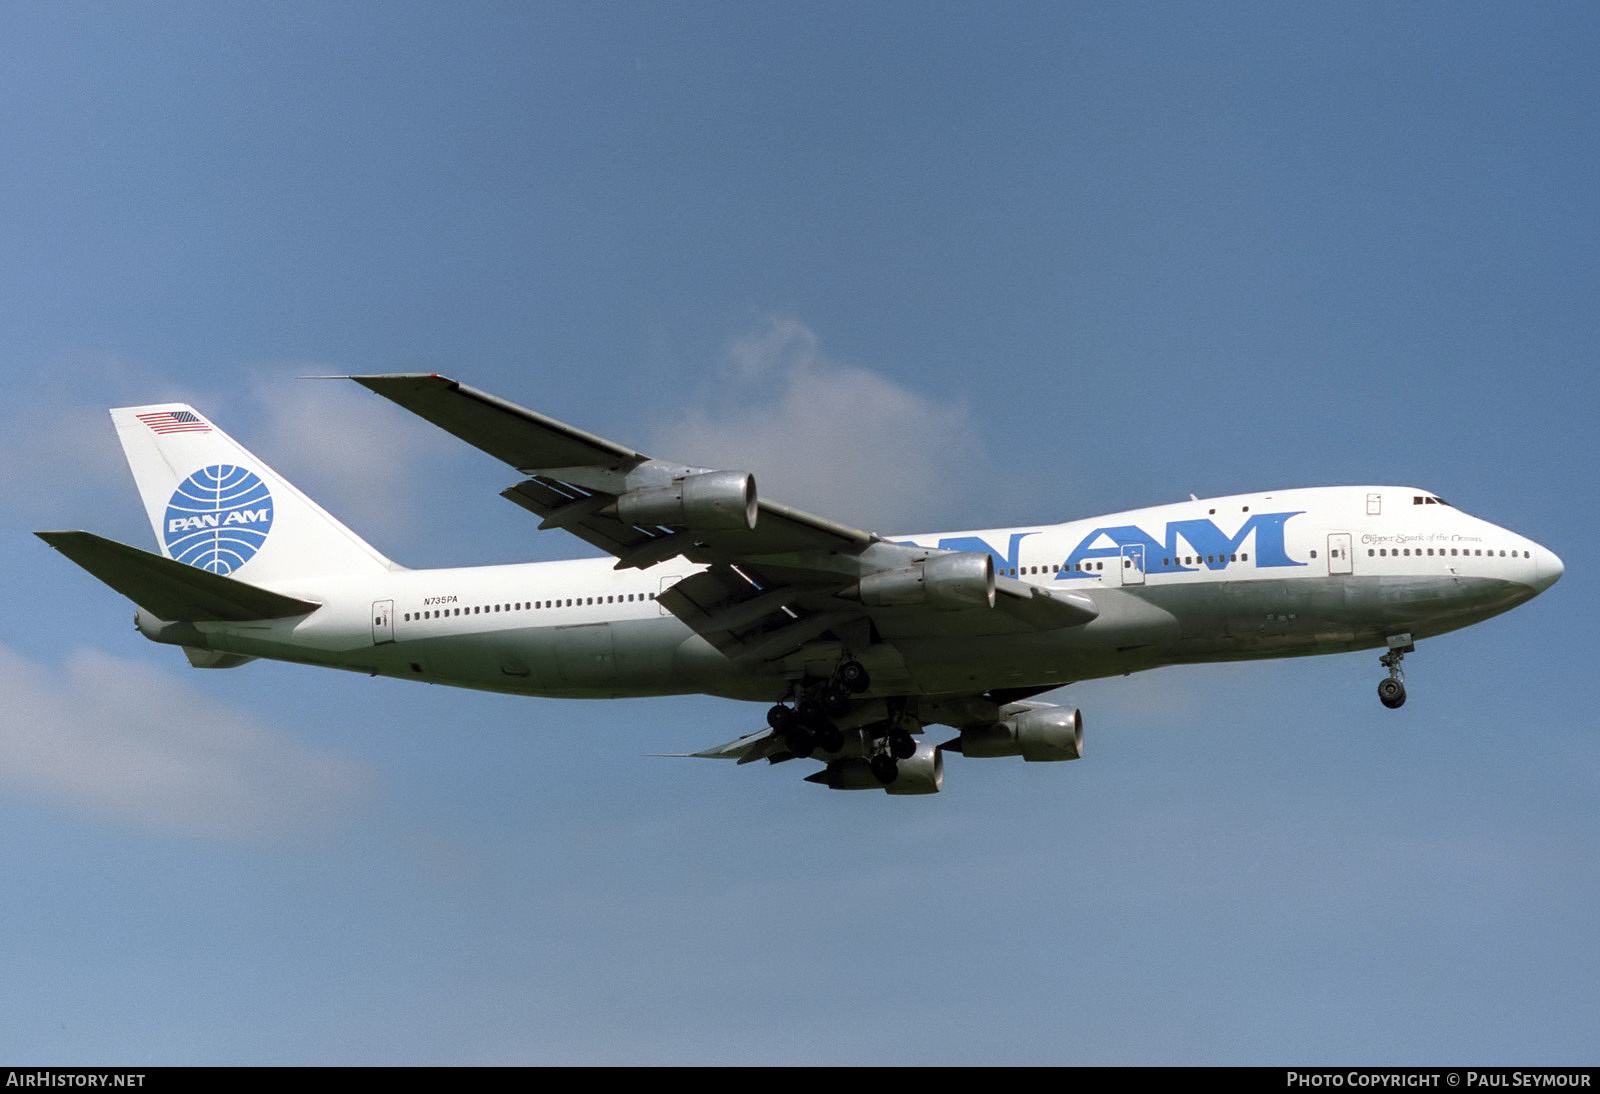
[142,485,1562,705]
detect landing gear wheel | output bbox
[888,730,916,759]
[1378,634,1413,710]
[766,705,796,733]
[869,754,899,785]
[821,686,851,719]
[816,724,845,753]
[783,726,816,758]
[1377,678,1407,709]
[797,698,828,728]
[838,660,871,694]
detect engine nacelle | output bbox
[959,707,1083,762]
[614,469,757,531]
[885,741,944,795]
[806,742,944,794]
[809,759,880,791]
[851,551,995,610]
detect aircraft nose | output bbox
[1530,544,1564,593]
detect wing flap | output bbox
[993,577,1100,628]
[655,566,855,664]
[37,531,320,622]
[500,477,662,559]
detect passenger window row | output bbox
[1005,563,1103,576]
[1368,548,1530,558]
[403,591,657,623]
[1010,551,1258,577]
[1161,553,1249,567]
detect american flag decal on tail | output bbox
[135,410,211,435]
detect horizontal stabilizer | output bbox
[36,531,320,622]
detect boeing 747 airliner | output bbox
[38,375,1563,794]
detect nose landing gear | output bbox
[1377,633,1414,709]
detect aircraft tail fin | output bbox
[110,403,398,585]
[36,530,320,621]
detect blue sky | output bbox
[2,3,1595,1064]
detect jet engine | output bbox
[806,741,944,794]
[957,706,1083,762]
[846,551,995,610]
[613,469,757,531]
[885,741,944,794]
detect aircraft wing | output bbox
[350,374,871,567]
[655,727,789,765]
[352,373,1096,669]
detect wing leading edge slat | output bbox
[351,373,641,472]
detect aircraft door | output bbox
[1327,534,1353,576]
[658,575,683,616]
[1120,544,1146,586]
[372,599,395,644]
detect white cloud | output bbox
[244,369,458,543]
[0,352,203,525]
[650,317,990,533]
[0,643,375,841]
[0,402,125,508]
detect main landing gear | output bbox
[864,727,917,785]
[767,660,904,778]
[1377,633,1414,709]
[766,701,844,757]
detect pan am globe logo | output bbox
[163,465,274,574]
